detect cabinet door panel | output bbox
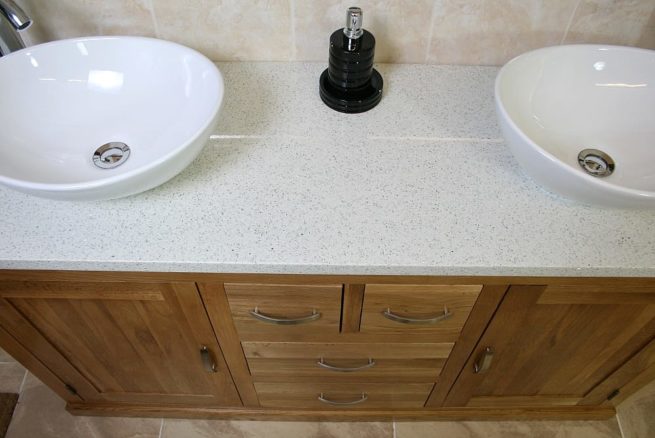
[0,281,241,406]
[445,285,655,407]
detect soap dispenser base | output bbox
[319,68,383,114]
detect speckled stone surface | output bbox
[214,63,502,140]
[1,63,654,276]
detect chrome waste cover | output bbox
[577,149,615,177]
[93,142,130,169]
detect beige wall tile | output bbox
[564,0,655,46]
[617,378,655,438]
[427,0,578,65]
[6,373,161,438]
[15,0,654,64]
[162,419,392,437]
[17,0,156,43]
[395,419,622,438]
[638,8,655,48]
[151,0,292,61]
[294,0,434,63]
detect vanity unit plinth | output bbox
[0,270,653,421]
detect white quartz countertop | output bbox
[2,62,654,277]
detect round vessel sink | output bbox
[0,36,223,201]
[495,45,655,208]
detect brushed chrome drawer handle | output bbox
[382,305,452,324]
[317,358,376,372]
[318,393,368,406]
[473,346,494,374]
[249,307,321,325]
[200,346,217,373]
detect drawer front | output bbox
[255,382,433,409]
[224,283,342,341]
[243,342,452,383]
[360,284,482,341]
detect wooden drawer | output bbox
[360,284,482,341]
[255,382,433,409]
[243,342,452,383]
[224,283,342,341]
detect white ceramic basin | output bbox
[0,36,223,200]
[496,45,655,208]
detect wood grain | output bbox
[610,359,655,407]
[66,403,617,421]
[360,284,481,342]
[0,281,164,300]
[242,342,450,383]
[341,284,364,333]
[254,382,433,409]
[242,342,453,359]
[0,297,100,401]
[197,282,260,407]
[467,396,582,407]
[1,269,654,421]
[0,281,241,406]
[224,283,343,341]
[247,358,444,383]
[445,284,655,408]
[580,336,655,406]
[539,284,655,304]
[426,284,509,407]
[0,323,83,402]
[4,269,655,288]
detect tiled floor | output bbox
[0,350,653,438]
[616,378,655,438]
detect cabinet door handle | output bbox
[200,346,217,373]
[317,358,376,372]
[382,305,452,324]
[473,346,494,374]
[318,393,368,406]
[249,307,321,325]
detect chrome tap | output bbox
[0,0,31,56]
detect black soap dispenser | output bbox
[319,7,383,113]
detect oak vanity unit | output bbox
[1,64,654,422]
[0,271,653,421]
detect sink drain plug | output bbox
[93,142,130,169]
[577,149,614,177]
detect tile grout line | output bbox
[392,420,396,438]
[368,136,504,143]
[148,0,161,39]
[615,411,626,438]
[289,0,297,61]
[560,0,582,45]
[158,418,164,438]
[209,134,505,143]
[17,370,28,394]
[424,0,439,63]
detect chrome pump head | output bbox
[343,7,363,39]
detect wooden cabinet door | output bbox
[445,284,655,407]
[0,281,241,406]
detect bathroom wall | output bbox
[16,0,655,65]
